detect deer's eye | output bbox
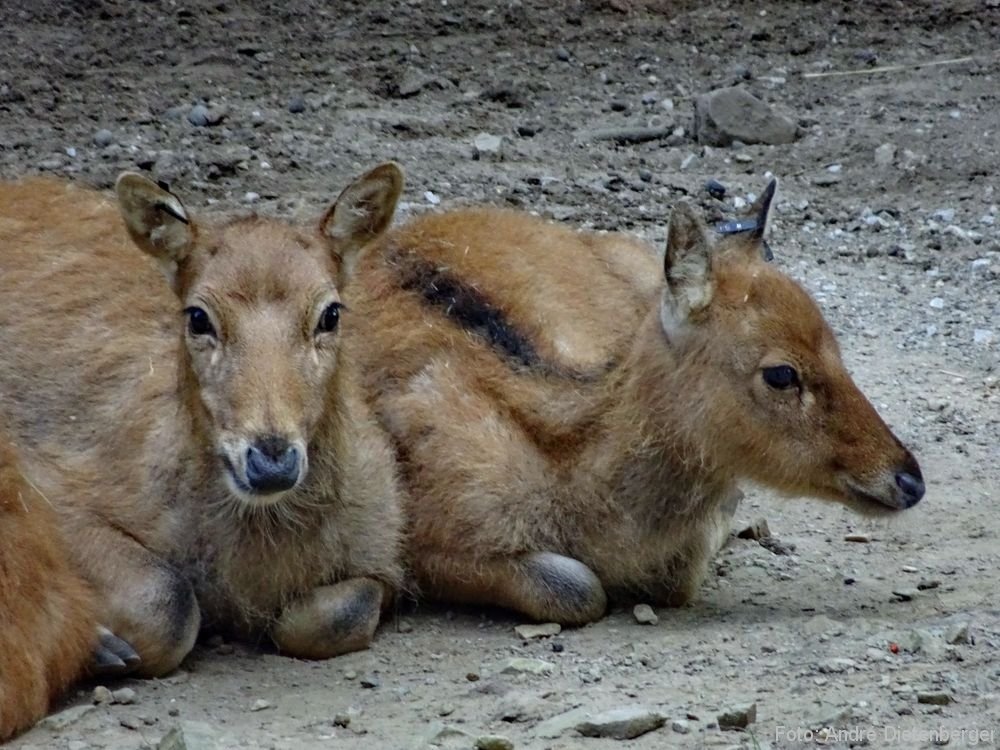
[185,307,216,337]
[316,302,342,334]
[762,364,799,390]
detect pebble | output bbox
[93,129,114,148]
[288,96,307,113]
[344,670,358,680]
[671,718,691,734]
[892,588,920,601]
[812,173,842,187]
[495,691,546,723]
[705,178,727,199]
[929,297,945,309]
[113,687,138,705]
[398,619,414,633]
[818,657,858,673]
[249,699,271,712]
[844,533,871,543]
[242,192,260,205]
[475,736,514,750]
[499,657,554,676]
[157,721,220,750]
[514,622,561,639]
[874,143,896,167]
[945,621,971,645]
[555,46,571,62]
[473,132,504,160]
[535,707,591,738]
[693,86,797,146]
[360,675,381,689]
[917,691,953,706]
[737,518,770,540]
[424,190,441,205]
[187,104,226,127]
[39,705,96,731]
[973,329,993,346]
[932,208,956,223]
[575,706,666,740]
[92,685,114,704]
[415,722,472,748]
[633,603,659,625]
[333,713,351,727]
[717,703,756,730]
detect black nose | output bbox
[245,436,300,493]
[894,461,925,508]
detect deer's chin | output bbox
[838,481,911,517]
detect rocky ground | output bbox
[2,0,999,748]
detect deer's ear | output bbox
[748,177,778,241]
[664,201,714,311]
[115,172,193,290]
[319,162,404,284]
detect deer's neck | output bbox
[587,310,734,523]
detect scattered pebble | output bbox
[475,735,514,750]
[288,96,307,113]
[671,718,691,734]
[844,533,871,543]
[892,588,920,601]
[249,699,271,712]
[360,675,381,689]
[632,603,659,625]
[473,132,504,160]
[112,687,137,705]
[499,657,555,676]
[92,685,114,705]
[514,622,561,639]
[93,129,114,148]
[737,518,771,540]
[187,104,226,127]
[705,178,727,199]
[575,706,666,740]
[157,721,222,750]
[917,691,953,706]
[717,703,757,730]
[946,621,971,645]
[874,143,896,167]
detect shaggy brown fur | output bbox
[0,439,96,740]
[0,164,406,676]
[352,182,925,624]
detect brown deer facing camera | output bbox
[0,163,405,677]
[353,180,925,624]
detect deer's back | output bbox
[355,208,660,409]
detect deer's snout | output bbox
[245,436,302,494]
[894,453,925,508]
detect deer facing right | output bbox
[353,179,926,624]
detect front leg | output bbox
[270,577,385,660]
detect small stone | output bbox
[92,685,114,705]
[892,588,919,601]
[973,329,994,346]
[93,129,114,148]
[945,621,970,645]
[499,657,554,676]
[424,191,441,205]
[157,721,220,750]
[555,47,571,62]
[333,713,351,727]
[632,603,659,625]
[929,297,945,309]
[415,722,472,748]
[496,691,545,723]
[187,104,226,127]
[242,192,260,205]
[812,173,842,187]
[473,132,504,161]
[514,622,561,639]
[671,718,691,734]
[535,707,592,739]
[398,619,414,633]
[437,704,455,717]
[874,143,896,167]
[120,716,141,730]
[288,96,307,113]
[576,706,666,740]
[113,687,137,705]
[845,533,871,543]
[475,736,514,750]
[693,86,797,146]
[917,691,952,706]
[360,675,381,689]
[717,703,756,730]
[818,657,858,673]
[932,208,956,223]
[705,178,726,199]
[39,705,96,731]
[250,699,271,712]
[737,518,770,540]
[344,669,358,680]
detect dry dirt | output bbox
[2,1,999,748]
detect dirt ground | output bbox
[2,0,999,748]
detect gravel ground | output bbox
[2,1,998,748]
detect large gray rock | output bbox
[575,706,666,739]
[694,87,798,146]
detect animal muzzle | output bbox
[244,435,303,494]
[892,452,925,509]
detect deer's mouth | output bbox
[219,454,292,506]
[843,481,910,515]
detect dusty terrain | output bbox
[2,0,999,748]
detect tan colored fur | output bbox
[352,195,924,623]
[0,439,96,740]
[0,168,405,675]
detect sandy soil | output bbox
[1,1,998,748]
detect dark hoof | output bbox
[90,626,141,676]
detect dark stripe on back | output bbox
[392,248,544,371]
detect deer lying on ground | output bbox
[0,164,405,676]
[0,439,99,739]
[353,180,925,624]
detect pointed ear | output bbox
[748,177,778,241]
[663,201,714,323]
[319,162,404,282]
[115,172,193,290]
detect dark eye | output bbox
[316,302,342,334]
[184,306,216,337]
[762,364,799,390]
